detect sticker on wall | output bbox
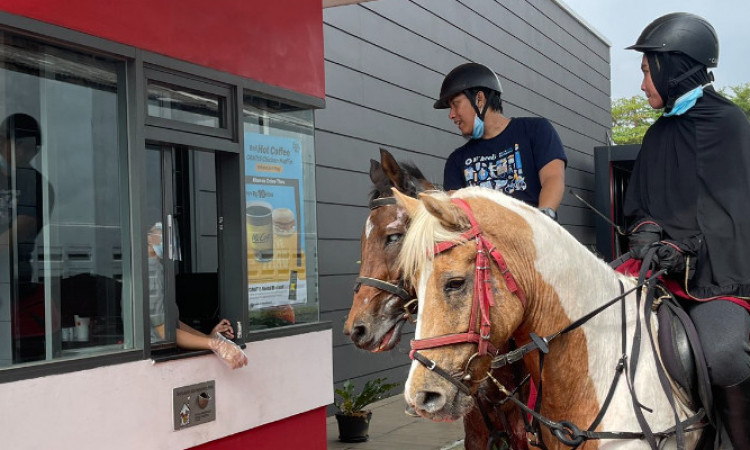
[173,380,216,430]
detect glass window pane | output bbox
[147,81,224,129]
[0,31,130,367]
[242,95,318,331]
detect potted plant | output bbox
[334,377,399,442]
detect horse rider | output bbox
[624,12,750,449]
[435,61,567,221]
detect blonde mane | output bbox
[399,191,459,284]
[398,188,539,284]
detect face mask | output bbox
[663,82,711,117]
[470,115,485,140]
[152,243,163,259]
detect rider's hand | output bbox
[655,235,702,279]
[628,219,663,260]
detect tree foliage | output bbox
[611,83,750,145]
[611,96,660,145]
[720,83,750,119]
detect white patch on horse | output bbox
[386,207,406,232]
[365,217,374,239]
[363,296,370,305]
[405,264,431,406]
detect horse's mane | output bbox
[369,161,429,202]
[399,187,619,289]
[399,190,467,282]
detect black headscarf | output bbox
[646,52,712,114]
[625,53,750,298]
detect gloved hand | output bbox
[628,219,663,259]
[655,235,702,279]
[208,332,248,369]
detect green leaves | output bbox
[611,96,660,145]
[334,377,400,414]
[719,83,750,120]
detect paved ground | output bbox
[326,394,465,450]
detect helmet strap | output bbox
[464,89,495,121]
[666,64,704,111]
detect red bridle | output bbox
[410,198,527,360]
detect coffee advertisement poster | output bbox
[244,133,307,309]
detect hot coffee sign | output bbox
[244,133,307,310]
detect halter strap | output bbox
[410,198,526,360]
[369,196,397,209]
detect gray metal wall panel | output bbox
[319,0,610,394]
[318,239,360,277]
[320,274,359,312]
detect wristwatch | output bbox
[539,207,558,222]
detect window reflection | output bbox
[0,32,128,366]
[242,94,318,332]
[147,81,224,129]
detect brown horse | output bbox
[395,187,704,449]
[344,149,530,450]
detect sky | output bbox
[558,0,749,99]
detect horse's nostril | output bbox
[350,323,367,343]
[415,390,446,414]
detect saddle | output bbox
[654,291,714,423]
[613,255,714,424]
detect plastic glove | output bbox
[208,332,248,369]
[628,220,663,259]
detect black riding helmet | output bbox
[627,12,719,68]
[433,62,503,110]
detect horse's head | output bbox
[344,148,435,351]
[396,188,539,422]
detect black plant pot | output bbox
[335,411,372,442]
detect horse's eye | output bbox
[445,278,465,291]
[386,233,403,245]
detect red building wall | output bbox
[0,0,325,99]
[191,407,327,450]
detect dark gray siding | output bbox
[318,0,611,398]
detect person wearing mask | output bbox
[624,13,750,448]
[437,62,567,221]
[147,222,247,369]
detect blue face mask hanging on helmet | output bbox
[663,82,711,117]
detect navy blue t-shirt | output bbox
[443,117,567,206]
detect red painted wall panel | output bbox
[190,407,327,450]
[0,0,324,99]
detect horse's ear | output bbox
[419,193,471,232]
[380,148,406,191]
[369,159,385,184]
[392,188,420,217]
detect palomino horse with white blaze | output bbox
[345,149,530,450]
[395,187,705,449]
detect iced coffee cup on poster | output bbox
[246,201,274,262]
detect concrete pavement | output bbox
[326,393,465,449]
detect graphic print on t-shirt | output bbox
[463,144,526,194]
